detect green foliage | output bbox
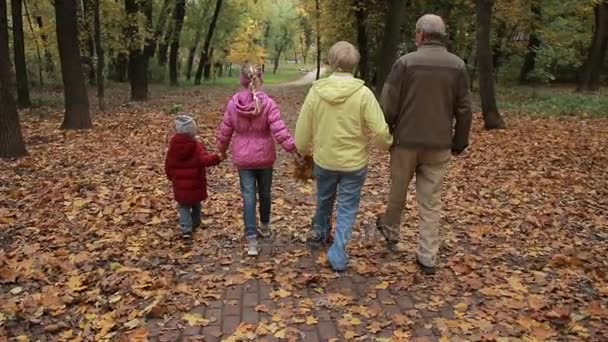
[166,103,184,115]
[497,86,608,118]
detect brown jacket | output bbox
[380,41,472,152]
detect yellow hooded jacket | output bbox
[295,73,393,172]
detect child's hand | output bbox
[219,151,227,162]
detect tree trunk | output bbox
[354,0,369,82]
[82,0,97,86]
[125,0,149,101]
[300,33,307,65]
[273,45,284,74]
[518,34,540,84]
[315,0,321,80]
[195,0,222,85]
[33,8,55,73]
[11,0,30,108]
[145,0,171,58]
[158,16,173,66]
[476,0,505,130]
[204,47,214,80]
[114,53,128,82]
[169,0,185,86]
[0,0,27,158]
[578,2,608,92]
[186,21,204,81]
[93,0,104,111]
[376,0,406,94]
[23,0,43,86]
[55,0,92,130]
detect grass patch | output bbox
[496,85,608,118]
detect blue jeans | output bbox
[313,164,367,271]
[239,169,273,239]
[178,202,202,234]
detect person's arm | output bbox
[363,88,393,149]
[380,59,406,131]
[216,102,235,154]
[198,142,221,167]
[266,98,296,153]
[294,91,314,154]
[452,67,473,155]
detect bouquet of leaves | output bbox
[293,154,314,181]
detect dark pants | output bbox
[238,169,273,239]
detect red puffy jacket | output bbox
[165,133,221,204]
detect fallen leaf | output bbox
[270,288,291,299]
[305,315,318,325]
[182,313,212,327]
[255,304,269,313]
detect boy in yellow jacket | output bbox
[295,41,393,272]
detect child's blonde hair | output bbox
[241,64,263,114]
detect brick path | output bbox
[146,238,453,342]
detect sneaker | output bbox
[247,238,259,256]
[416,258,436,275]
[258,223,271,238]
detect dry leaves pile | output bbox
[1,85,607,340]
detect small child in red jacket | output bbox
[165,114,223,239]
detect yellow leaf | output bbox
[182,313,211,326]
[344,330,357,339]
[274,329,287,339]
[127,327,149,342]
[508,276,528,293]
[305,315,318,325]
[375,281,389,290]
[68,275,86,291]
[270,288,291,299]
[16,336,29,342]
[123,318,140,330]
[255,304,269,313]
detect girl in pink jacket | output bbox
[217,65,297,256]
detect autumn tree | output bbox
[0,0,27,157]
[195,0,223,85]
[354,0,369,82]
[125,0,150,101]
[476,0,505,130]
[376,0,406,94]
[11,0,30,108]
[315,0,320,79]
[578,0,608,92]
[519,3,541,84]
[169,0,186,86]
[93,0,104,110]
[55,0,92,129]
[227,19,267,65]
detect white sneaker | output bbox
[247,239,259,256]
[258,223,271,238]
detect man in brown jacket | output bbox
[376,14,472,275]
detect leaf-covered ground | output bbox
[1,84,607,341]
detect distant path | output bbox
[279,67,327,87]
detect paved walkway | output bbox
[146,241,448,342]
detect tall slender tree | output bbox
[125,0,149,101]
[195,0,223,85]
[376,0,406,94]
[144,0,172,58]
[157,13,174,66]
[169,0,186,86]
[94,0,104,110]
[32,1,55,74]
[476,0,505,130]
[54,0,92,129]
[23,0,43,86]
[578,0,608,92]
[519,3,541,84]
[11,0,30,108]
[0,0,27,157]
[354,0,369,83]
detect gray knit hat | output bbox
[174,113,197,137]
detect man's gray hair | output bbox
[416,14,446,38]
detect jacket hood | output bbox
[312,75,365,105]
[232,90,267,117]
[170,133,197,160]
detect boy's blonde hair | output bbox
[328,41,360,73]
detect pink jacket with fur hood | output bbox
[217,89,295,169]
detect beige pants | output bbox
[381,147,451,267]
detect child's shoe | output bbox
[247,238,259,256]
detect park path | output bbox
[141,80,606,342]
[277,67,327,87]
